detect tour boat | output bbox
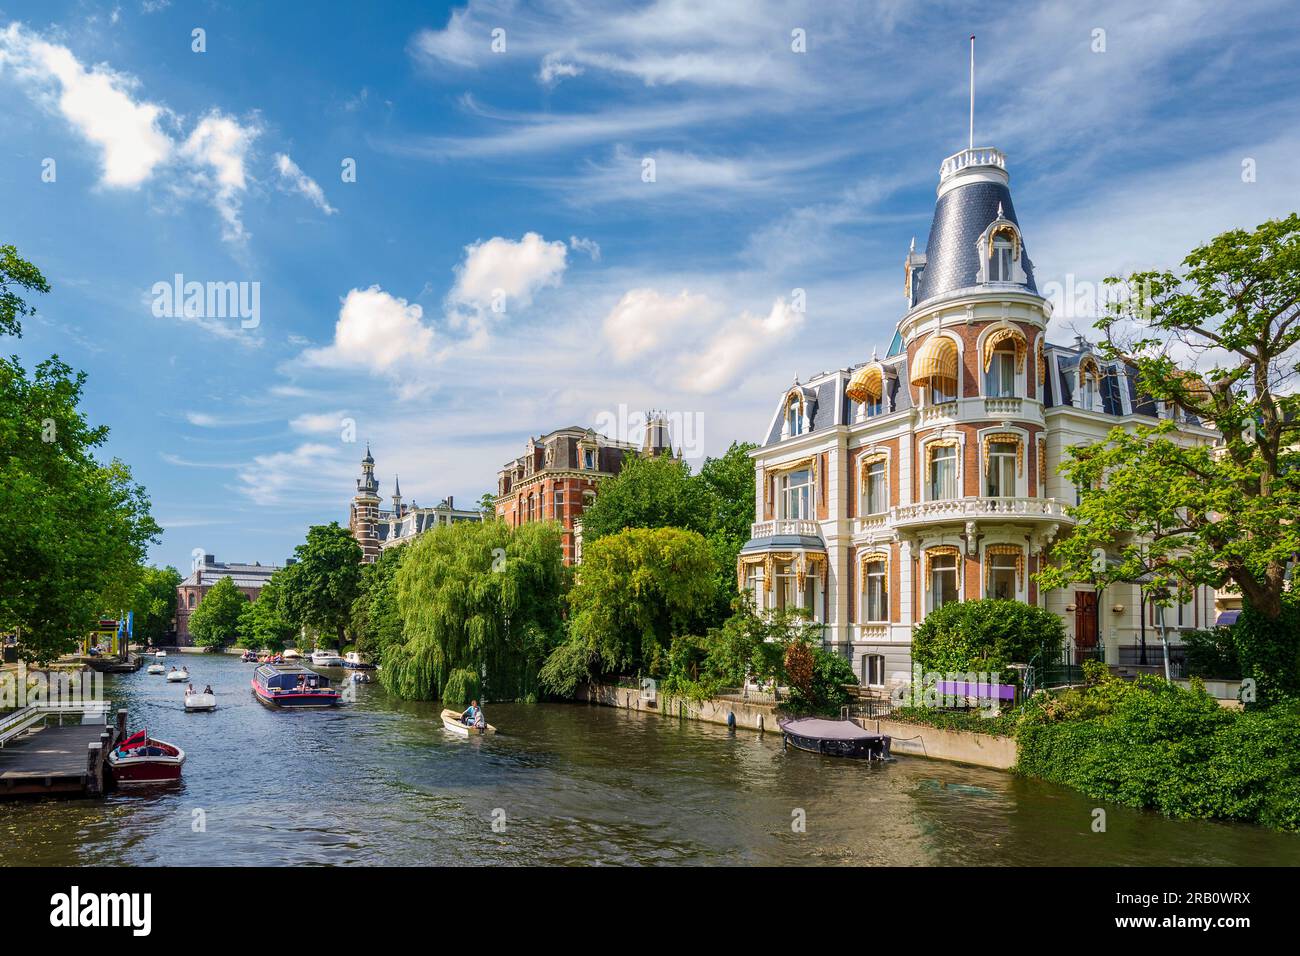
[778,717,891,760]
[184,691,217,712]
[166,667,190,682]
[310,649,347,667]
[107,731,185,786]
[147,662,165,675]
[343,652,376,670]
[440,708,496,737]
[252,663,341,708]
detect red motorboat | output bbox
[107,729,185,786]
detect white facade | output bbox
[741,146,1219,690]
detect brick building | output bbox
[175,554,280,645]
[494,415,675,564]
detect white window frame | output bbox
[779,468,813,520]
[862,558,889,623]
[928,445,959,501]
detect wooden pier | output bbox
[0,703,124,798]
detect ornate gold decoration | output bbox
[909,334,958,386]
[982,325,1027,373]
[982,432,1024,476]
[846,363,884,403]
[925,437,959,468]
[988,222,1021,261]
[1038,439,1046,486]
[1036,337,1046,386]
[984,544,1024,589]
[736,554,766,592]
[1078,354,1102,389]
[923,545,961,579]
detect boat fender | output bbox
[757,713,764,732]
[726,711,736,729]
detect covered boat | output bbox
[343,651,376,670]
[107,730,185,786]
[252,663,341,708]
[440,708,496,736]
[778,717,891,760]
[184,691,217,712]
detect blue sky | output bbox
[3,0,1299,572]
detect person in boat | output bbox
[203,684,213,695]
[462,700,484,727]
[186,683,195,695]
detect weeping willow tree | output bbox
[382,519,567,703]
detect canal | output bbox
[2,655,1298,866]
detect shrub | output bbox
[1233,594,1300,704]
[783,646,856,716]
[1182,626,1242,680]
[912,599,1063,680]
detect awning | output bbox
[909,334,958,386]
[1215,610,1240,626]
[982,325,1027,372]
[846,363,883,402]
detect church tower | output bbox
[349,444,382,563]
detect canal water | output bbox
[2,655,1298,866]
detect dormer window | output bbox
[1077,356,1103,412]
[785,396,804,436]
[846,363,885,418]
[991,237,1013,281]
[584,449,596,469]
[976,220,1025,285]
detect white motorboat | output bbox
[283,648,301,660]
[155,650,167,658]
[165,668,189,682]
[184,692,216,712]
[147,662,165,675]
[310,649,346,667]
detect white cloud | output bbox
[300,286,438,392]
[601,288,803,393]
[179,110,259,243]
[569,235,601,260]
[451,232,568,308]
[0,23,173,187]
[274,153,337,215]
[236,442,348,507]
[289,410,349,435]
[539,53,583,85]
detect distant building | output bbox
[347,445,483,563]
[175,555,281,645]
[494,413,677,565]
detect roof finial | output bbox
[997,201,1004,218]
[969,34,976,151]
[909,236,916,253]
[871,346,878,361]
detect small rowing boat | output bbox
[166,667,190,682]
[440,708,496,736]
[146,662,165,674]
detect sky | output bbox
[2,0,1299,573]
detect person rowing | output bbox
[461,700,484,728]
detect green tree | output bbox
[350,546,404,663]
[1038,216,1300,698]
[188,576,247,650]
[0,247,160,663]
[563,526,716,679]
[278,522,362,649]
[911,599,1063,680]
[130,566,181,646]
[236,576,296,651]
[384,520,567,702]
[577,453,707,542]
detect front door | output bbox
[1075,591,1098,652]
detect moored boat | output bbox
[310,648,346,667]
[107,731,185,786]
[343,651,376,670]
[440,707,496,736]
[252,663,341,708]
[184,692,217,712]
[282,648,301,660]
[778,717,891,760]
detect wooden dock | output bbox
[0,703,122,798]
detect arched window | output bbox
[861,454,888,515]
[1077,356,1103,411]
[985,545,1024,600]
[986,342,1017,397]
[991,237,1013,281]
[188,592,196,609]
[926,548,960,612]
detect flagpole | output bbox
[969,34,975,150]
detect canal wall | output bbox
[578,684,1019,770]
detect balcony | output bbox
[750,518,821,539]
[891,496,1072,528]
[984,396,1023,417]
[940,146,1006,181]
[917,401,959,425]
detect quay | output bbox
[0,703,125,798]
